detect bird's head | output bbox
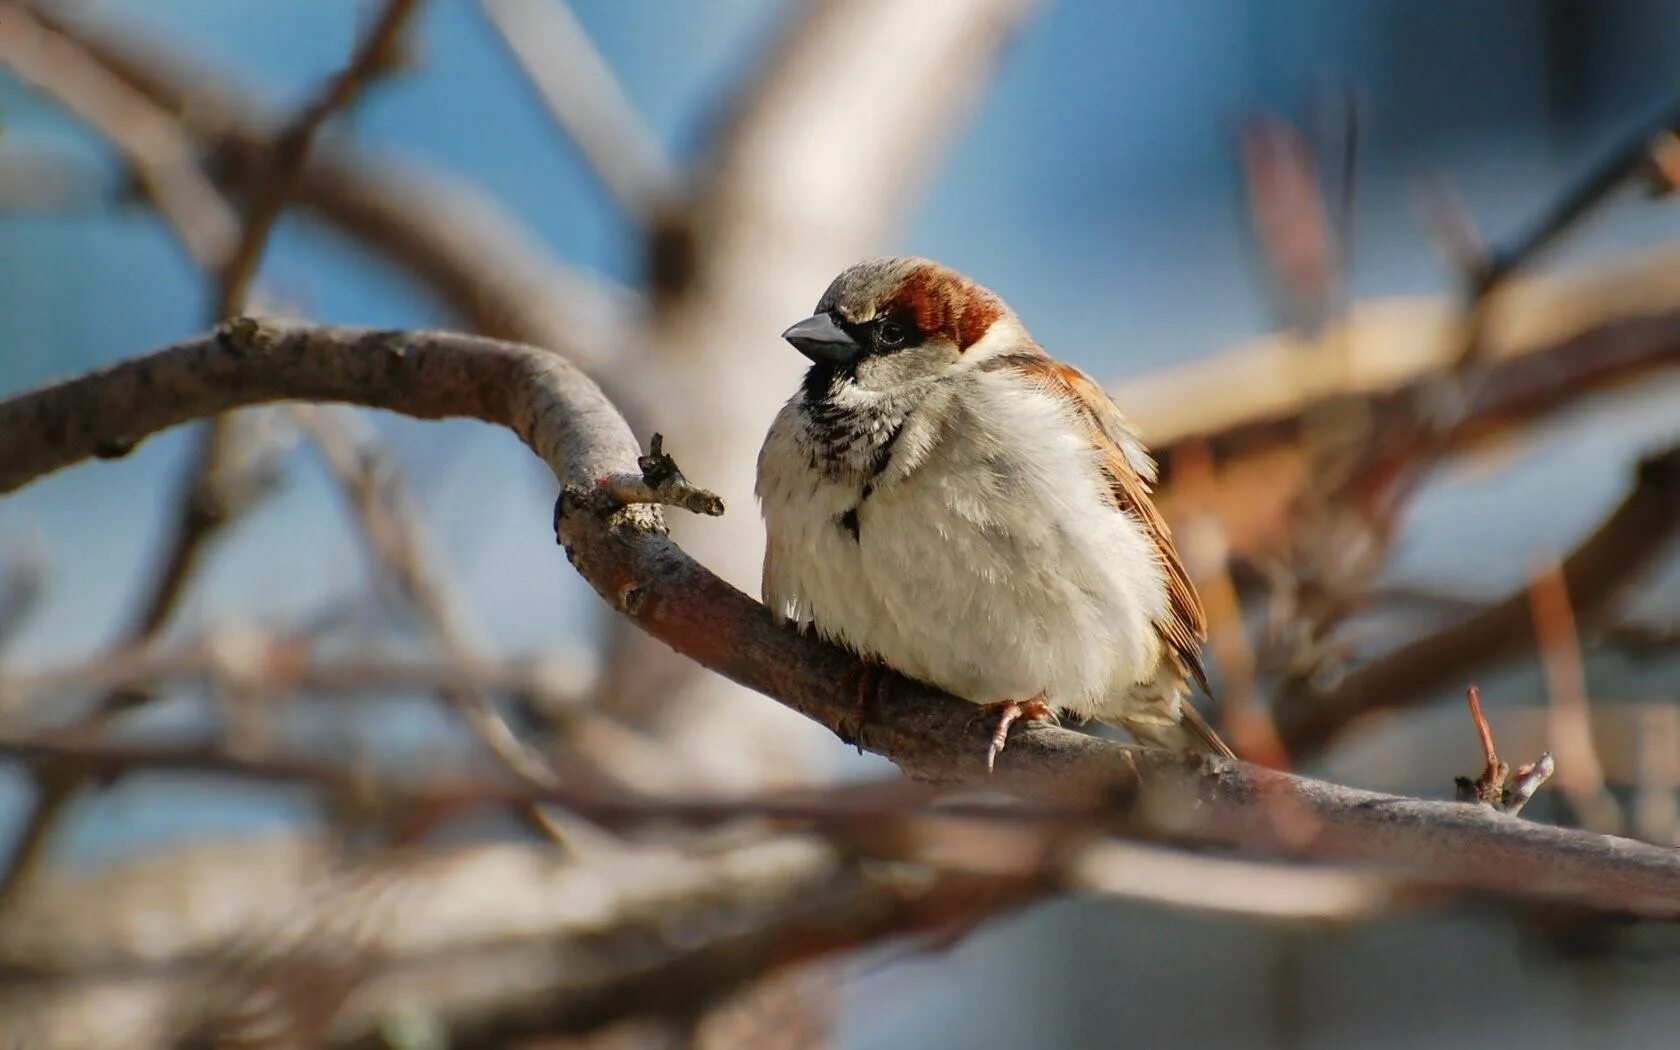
[780,257,1017,392]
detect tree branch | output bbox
[1274,446,1680,755]
[475,0,675,225]
[6,323,1680,918]
[12,2,624,368]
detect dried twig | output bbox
[594,433,726,516]
[1452,685,1552,816]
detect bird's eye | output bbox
[876,320,909,349]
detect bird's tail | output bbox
[1119,697,1237,760]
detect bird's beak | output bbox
[781,313,860,365]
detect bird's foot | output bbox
[980,696,1059,773]
[840,660,887,752]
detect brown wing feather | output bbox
[996,352,1213,696]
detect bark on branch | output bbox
[5,322,1680,918]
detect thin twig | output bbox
[212,0,419,318]
[94,0,421,733]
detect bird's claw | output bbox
[982,696,1059,772]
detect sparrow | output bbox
[756,257,1235,769]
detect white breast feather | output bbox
[756,356,1170,721]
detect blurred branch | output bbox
[119,413,292,649]
[1529,560,1624,833]
[1633,704,1680,846]
[0,816,1414,1046]
[0,631,588,717]
[74,0,418,741]
[1132,252,1680,481]
[0,833,853,1044]
[15,1,625,368]
[1239,113,1340,332]
[0,1,237,268]
[476,0,676,224]
[294,405,569,791]
[0,547,45,659]
[8,323,1680,920]
[1476,88,1680,294]
[1171,443,1290,767]
[1274,445,1680,756]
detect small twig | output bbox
[475,0,675,225]
[596,433,726,516]
[1529,560,1624,833]
[1452,685,1552,816]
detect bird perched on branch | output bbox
[757,257,1234,769]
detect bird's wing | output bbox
[993,352,1212,695]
